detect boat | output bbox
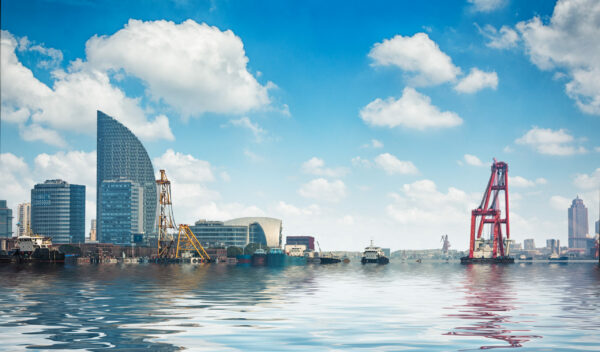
[13,233,65,263]
[320,253,341,264]
[304,250,321,264]
[236,254,251,266]
[251,248,267,266]
[284,246,307,265]
[548,252,569,261]
[342,255,350,263]
[361,241,389,264]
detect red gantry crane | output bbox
[461,159,514,264]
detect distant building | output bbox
[190,217,282,248]
[524,238,535,250]
[97,110,156,244]
[382,248,391,257]
[286,236,315,251]
[89,219,97,242]
[31,180,85,244]
[546,239,560,254]
[17,202,31,237]
[99,179,144,245]
[568,196,589,248]
[0,200,13,238]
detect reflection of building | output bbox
[89,219,97,242]
[17,202,31,236]
[97,111,156,244]
[99,179,144,245]
[31,180,85,244]
[189,217,282,248]
[0,200,13,238]
[524,239,535,250]
[568,196,589,248]
[286,236,315,251]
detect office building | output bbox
[568,196,589,248]
[97,111,156,243]
[286,236,315,251]
[524,238,535,250]
[0,200,13,238]
[17,202,31,236]
[546,239,560,254]
[99,179,143,245]
[190,217,282,248]
[31,180,85,244]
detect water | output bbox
[1,262,599,351]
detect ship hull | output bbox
[361,257,389,265]
[460,256,514,264]
[251,254,266,266]
[320,257,341,264]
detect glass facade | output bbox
[568,196,589,248]
[99,179,143,245]
[97,111,156,244]
[189,220,268,248]
[31,180,85,244]
[0,200,13,238]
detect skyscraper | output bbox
[0,200,13,238]
[17,202,31,236]
[99,179,144,245]
[89,219,97,242]
[568,196,589,248]
[31,180,85,244]
[97,111,156,244]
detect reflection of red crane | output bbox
[468,159,511,260]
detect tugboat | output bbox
[14,232,65,263]
[361,240,389,265]
[548,252,569,261]
[316,240,340,264]
[251,248,267,266]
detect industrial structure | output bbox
[156,170,210,262]
[462,159,513,264]
[441,234,450,254]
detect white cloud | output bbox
[243,149,263,162]
[17,36,63,69]
[454,68,498,93]
[515,127,587,156]
[20,124,68,148]
[573,168,600,190]
[153,149,215,183]
[361,139,384,149]
[368,33,461,86]
[275,201,321,217]
[298,178,347,202]
[86,19,272,117]
[477,24,519,49]
[550,195,571,211]
[228,116,266,142]
[516,0,600,115]
[468,0,506,12]
[301,157,348,178]
[463,154,485,166]
[375,153,418,175]
[338,215,355,226]
[0,30,174,144]
[509,176,547,188]
[360,87,463,130]
[351,156,371,168]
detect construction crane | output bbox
[462,159,513,263]
[155,170,210,261]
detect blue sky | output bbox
[1,0,599,250]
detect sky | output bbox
[1,0,599,251]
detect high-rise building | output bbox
[31,180,85,244]
[89,219,97,242]
[524,238,535,250]
[97,111,156,244]
[99,179,144,245]
[546,239,560,254]
[17,202,31,237]
[568,196,589,248]
[0,200,13,238]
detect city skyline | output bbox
[1,0,600,251]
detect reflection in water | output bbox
[445,265,541,349]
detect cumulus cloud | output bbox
[153,149,215,183]
[550,195,571,211]
[0,30,174,144]
[375,153,418,175]
[515,127,587,156]
[516,0,600,115]
[351,156,371,168]
[360,87,463,130]
[368,33,461,86]
[298,178,347,202]
[463,154,485,166]
[454,68,498,93]
[301,157,348,178]
[468,0,506,12]
[509,176,547,188]
[275,201,321,217]
[17,36,63,68]
[227,116,267,142]
[361,139,384,149]
[476,24,519,49]
[573,168,600,190]
[86,19,271,117]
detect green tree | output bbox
[227,246,243,257]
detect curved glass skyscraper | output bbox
[97,111,156,243]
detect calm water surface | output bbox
[0,262,599,351]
